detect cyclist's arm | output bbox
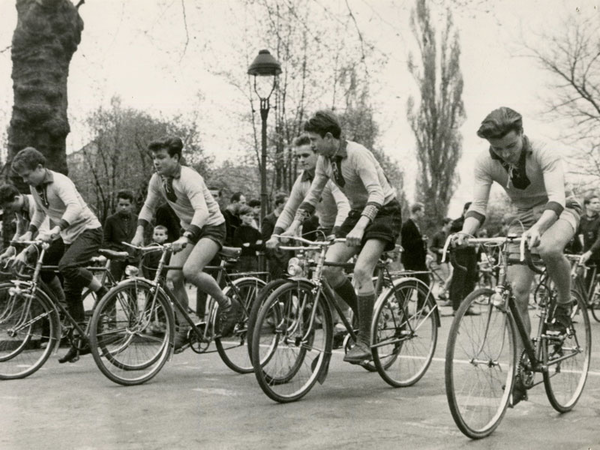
[135,175,162,240]
[273,175,305,235]
[328,182,350,230]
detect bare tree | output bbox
[523,15,600,183]
[407,0,465,233]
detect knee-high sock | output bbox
[357,293,376,344]
[333,278,358,317]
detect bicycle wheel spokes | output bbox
[252,282,331,403]
[445,288,516,439]
[0,283,58,379]
[90,282,173,386]
[543,292,591,412]
[216,278,265,374]
[372,279,438,387]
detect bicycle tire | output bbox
[588,290,600,322]
[445,288,517,439]
[0,282,59,379]
[215,277,266,374]
[246,278,289,363]
[252,280,332,403]
[543,290,591,412]
[372,278,438,387]
[90,279,174,386]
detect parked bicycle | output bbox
[251,235,439,403]
[89,242,265,386]
[444,235,591,439]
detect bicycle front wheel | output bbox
[543,290,591,412]
[445,288,517,439]
[0,282,59,379]
[90,280,174,386]
[247,278,289,363]
[252,280,332,403]
[372,278,438,387]
[216,277,265,374]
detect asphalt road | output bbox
[1,306,600,450]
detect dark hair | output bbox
[410,202,424,214]
[230,192,244,203]
[116,190,134,203]
[0,184,20,206]
[477,107,523,139]
[12,147,46,172]
[148,136,184,160]
[303,110,342,139]
[248,199,261,208]
[238,205,254,216]
[274,192,288,207]
[293,135,311,147]
[153,225,168,233]
[584,194,600,206]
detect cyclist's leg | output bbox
[58,228,103,362]
[344,239,386,363]
[322,242,359,316]
[537,216,576,307]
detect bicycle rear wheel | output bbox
[216,277,265,374]
[252,280,332,403]
[543,291,591,412]
[0,282,59,379]
[372,278,438,387]
[90,280,174,386]
[445,288,516,439]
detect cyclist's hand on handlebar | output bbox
[17,231,32,242]
[171,236,189,253]
[38,226,60,243]
[11,249,29,271]
[522,227,542,248]
[131,232,145,248]
[0,246,16,262]
[450,232,470,248]
[580,251,592,265]
[345,226,365,247]
[266,236,280,250]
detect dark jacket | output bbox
[580,212,600,260]
[401,218,427,270]
[233,224,263,257]
[103,211,137,251]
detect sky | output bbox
[0,0,599,217]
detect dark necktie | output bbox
[162,176,177,202]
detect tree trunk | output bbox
[8,0,83,185]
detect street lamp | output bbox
[247,49,282,221]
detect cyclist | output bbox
[278,110,401,364]
[452,107,581,405]
[11,147,107,363]
[132,136,241,352]
[0,183,66,310]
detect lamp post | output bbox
[247,49,282,221]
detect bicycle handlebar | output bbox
[122,241,174,253]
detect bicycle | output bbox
[0,240,128,379]
[251,235,440,403]
[566,255,600,322]
[89,242,265,386]
[444,235,591,439]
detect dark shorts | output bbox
[195,223,227,249]
[336,199,402,251]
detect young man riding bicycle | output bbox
[277,110,402,364]
[132,136,241,352]
[453,107,581,405]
